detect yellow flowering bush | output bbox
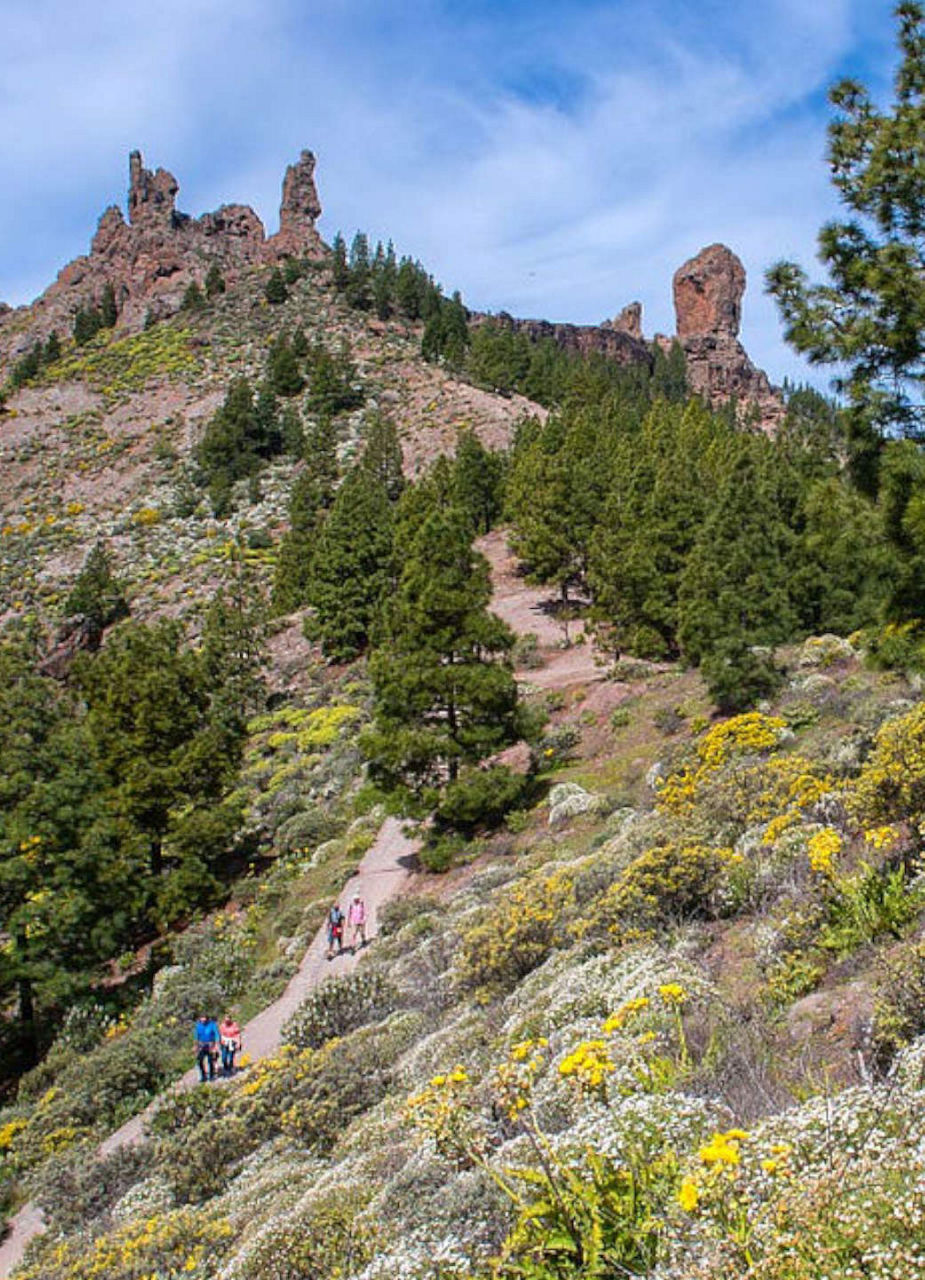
[658,714,787,815]
[457,870,573,998]
[591,843,733,939]
[16,1206,231,1280]
[850,701,925,828]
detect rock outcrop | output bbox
[672,244,784,429]
[269,150,324,258]
[470,310,650,368]
[674,242,744,340]
[1,149,326,351]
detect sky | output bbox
[0,0,903,389]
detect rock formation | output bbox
[672,244,784,429]
[673,242,744,340]
[605,302,643,341]
[1,149,326,352]
[470,310,650,368]
[269,150,324,258]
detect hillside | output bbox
[1,138,925,1280]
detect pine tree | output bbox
[281,404,305,456]
[650,340,688,402]
[100,281,118,329]
[361,413,405,501]
[74,621,243,925]
[306,466,394,661]
[181,281,206,312]
[362,507,519,806]
[265,268,288,304]
[64,541,129,637]
[331,233,349,290]
[267,334,305,397]
[252,382,282,459]
[43,331,61,364]
[273,470,324,613]
[0,643,134,1065]
[291,325,309,359]
[453,428,504,533]
[396,257,424,318]
[196,377,260,511]
[204,262,226,298]
[678,444,797,705]
[73,305,103,345]
[200,546,268,723]
[346,232,372,310]
[767,4,925,437]
[304,414,339,505]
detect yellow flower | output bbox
[657,982,687,1006]
[698,1129,748,1166]
[807,827,842,874]
[678,1177,699,1211]
[602,996,650,1033]
[761,1159,778,1174]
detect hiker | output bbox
[327,901,345,959]
[195,1013,220,1082]
[219,1013,241,1077]
[348,891,368,951]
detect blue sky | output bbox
[0,0,902,388]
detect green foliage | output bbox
[195,376,287,513]
[306,465,394,661]
[267,332,304,397]
[306,337,364,417]
[591,843,732,939]
[73,619,244,927]
[238,1187,380,1280]
[204,261,225,297]
[452,427,504,533]
[272,469,324,613]
[283,970,399,1049]
[64,540,129,633]
[361,412,405,501]
[767,3,925,435]
[181,280,206,312]
[264,267,288,304]
[434,765,527,835]
[363,505,521,807]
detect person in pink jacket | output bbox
[347,892,367,951]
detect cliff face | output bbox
[0,149,325,345]
[671,243,784,429]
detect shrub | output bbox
[435,765,527,835]
[283,970,399,1050]
[231,1186,379,1280]
[457,870,573,998]
[871,938,925,1070]
[16,1204,232,1280]
[591,843,733,940]
[512,632,543,669]
[378,894,444,937]
[31,1143,152,1234]
[850,700,925,827]
[701,640,784,712]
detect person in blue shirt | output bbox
[195,1014,220,1082]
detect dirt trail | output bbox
[0,817,418,1277]
[477,529,607,690]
